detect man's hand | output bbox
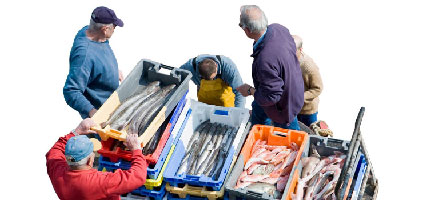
[119,70,124,82]
[75,118,97,135]
[89,108,97,118]
[236,83,253,97]
[124,134,141,151]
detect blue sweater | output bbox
[63,26,119,118]
[180,54,245,108]
[252,24,304,124]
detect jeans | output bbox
[251,101,300,130]
[298,112,318,127]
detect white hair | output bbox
[88,19,113,32]
[66,152,94,166]
[240,5,268,34]
[292,35,303,50]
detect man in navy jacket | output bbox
[236,5,304,130]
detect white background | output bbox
[1,0,422,199]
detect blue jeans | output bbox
[298,112,318,127]
[251,101,300,130]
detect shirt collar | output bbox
[253,29,267,51]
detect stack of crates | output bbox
[92,59,193,199]
[164,99,251,200]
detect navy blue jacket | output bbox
[63,26,119,118]
[252,24,304,124]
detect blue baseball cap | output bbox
[65,135,94,162]
[91,6,124,27]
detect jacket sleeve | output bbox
[63,52,95,118]
[304,61,323,103]
[253,60,284,106]
[102,149,148,196]
[46,133,75,179]
[220,56,246,108]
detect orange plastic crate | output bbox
[240,125,308,168]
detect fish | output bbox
[276,175,289,191]
[270,151,297,178]
[246,183,276,195]
[301,148,321,178]
[105,81,160,127]
[315,165,341,199]
[261,177,279,184]
[234,180,253,189]
[241,174,269,182]
[210,126,238,179]
[129,84,176,135]
[111,87,163,130]
[244,157,269,170]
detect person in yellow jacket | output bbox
[180,54,245,107]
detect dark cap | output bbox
[91,6,124,27]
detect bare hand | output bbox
[75,118,97,135]
[236,84,252,97]
[89,108,97,118]
[119,70,124,82]
[124,134,141,151]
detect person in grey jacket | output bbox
[236,5,304,130]
[180,54,245,108]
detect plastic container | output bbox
[349,154,367,200]
[92,59,192,146]
[164,99,251,191]
[98,94,186,164]
[225,125,309,200]
[283,135,350,200]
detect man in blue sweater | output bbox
[63,6,124,119]
[236,5,304,130]
[180,54,245,108]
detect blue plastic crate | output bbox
[351,154,367,200]
[169,91,188,133]
[131,182,167,200]
[172,108,192,145]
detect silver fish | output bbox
[105,81,160,126]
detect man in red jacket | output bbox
[46,118,147,200]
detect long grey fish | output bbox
[178,122,211,175]
[105,81,160,127]
[137,85,176,134]
[188,123,215,174]
[119,84,175,132]
[204,126,230,176]
[181,123,212,175]
[110,86,162,130]
[197,124,227,175]
[131,84,176,135]
[211,126,239,179]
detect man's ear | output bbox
[101,26,108,35]
[87,153,95,166]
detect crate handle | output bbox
[160,64,175,70]
[213,110,229,116]
[273,131,287,137]
[185,174,200,181]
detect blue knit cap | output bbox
[65,135,94,162]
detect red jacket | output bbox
[46,133,147,200]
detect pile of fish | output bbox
[176,120,239,180]
[103,81,176,136]
[292,148,346,200]
[234,140,299,197]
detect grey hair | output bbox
[292,35,303,50]
[66,152,94,166]
[240,5,268,34]
[88,19,113,32]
